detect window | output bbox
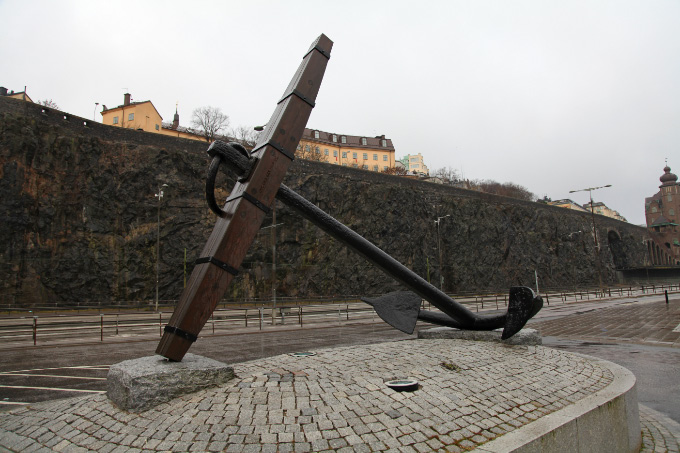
[342,151,347,158]
[113,116,119,124]
[305,145,311,152]
[315,146,320,154]
[363,153,368,160]
[341,136,347,144]
[383,155,388,161]
[314,130,320,139]
[342,163,347,167]
[324,149,329,156]
[362,165,368,170]
[381,139,387,147]
[332,134,337,142]
[333,150,338,157]
[352,163,358,168]
[383,166,388,171]
[373,165,378,171]
[373,154,378,160]
[361,137,367,145]
[353,152,357,159]
[668,194,673,202]
[297,144,302,150]
[670,209,676,216]
[155,124,159,130]
[128,113,134,121]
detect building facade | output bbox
[101,93,208,141]
[297,128,396,171]
[645,164,680,265]
[547,199,588,212]
[399,153,429,175]
[0,86,33,103]
[582,201,627,222]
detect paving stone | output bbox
[0,339,665,452]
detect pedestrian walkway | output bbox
[0,338,639,452]
[640,404,680,452]
[533,298,680,347]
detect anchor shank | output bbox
[276,184,480,326]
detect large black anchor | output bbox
[206,141,543,338]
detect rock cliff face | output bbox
[0,97,650,308]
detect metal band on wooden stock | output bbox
[163,326,198,343]
[194,256,239,276]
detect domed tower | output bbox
[644,161,680,265]
[659,165,678,188]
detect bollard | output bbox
[159,312,162,337]
[245,309,248,327]
[116,314,119,336]
[100,314,104,342]
[666,290,669,305]
[346,304,349,321]
[33,316,37,346]
[545,294,549,306]
[259,307,263,330]
[212,313,215,334]
[299,306,303,326]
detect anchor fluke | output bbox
[362,291,421,335]
[501,286,543,339]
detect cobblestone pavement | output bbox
[640,404,680,452]
[0,339,615,452]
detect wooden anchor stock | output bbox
[156,34,333,362]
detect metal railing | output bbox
[1,283,677,348]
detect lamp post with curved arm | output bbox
[569,184,611,291]
[435,215,450,290]
[155,183,168,311]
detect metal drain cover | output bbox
[385,379,419,392]
[289,352,317,357]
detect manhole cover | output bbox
[289,352,316,357]
[385,379,419,392]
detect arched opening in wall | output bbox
[607,230,628,269]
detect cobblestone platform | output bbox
[0,339,638,452]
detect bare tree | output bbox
[469,179,536,201]
[382,166,408,175]
[296,142,327,162]
[430,166,460,185]
[39,99,59,109]
[191,106,230,142]
[231,125,260,149]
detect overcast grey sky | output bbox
[2,0,678,225]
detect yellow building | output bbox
[1,86,33,103]
[297,128,396,171]
[101,93,207,141]
[547,199,588,212]
[582,201,627,222]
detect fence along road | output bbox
[1,284,678,350]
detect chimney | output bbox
[0,87,7,96]
[123,93,131,106]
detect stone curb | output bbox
[473,353,640,452]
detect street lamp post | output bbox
[155,183,168,311]
[569,184,611,291]
[93,102,99,121]
[434,215,450,290]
